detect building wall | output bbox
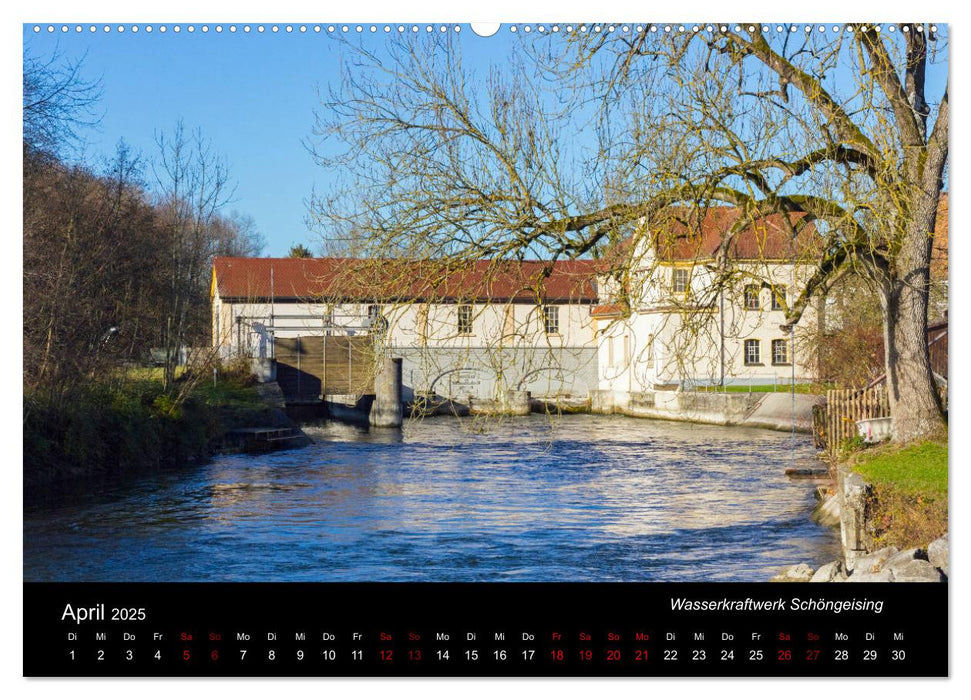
[393,345,598,402]
[211,253,820,402]
[595,260,819,392]
[211,296,599,400]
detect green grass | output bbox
[853,441,948,498]
[193,375,273,429]
[122,366,265,420]
[193,376,261,406]
[24,378,210,488]
[694,383,827,394]
[850,440,948,549]
[122,366,186,382]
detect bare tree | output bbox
[212,211,267,258]
[23,48,102,158]
[153,120,234,390]
[310,25,947,442]
[24,141,167,404]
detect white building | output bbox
[211,209,823,405]
[593,208,821,397]
[211,257,601,402]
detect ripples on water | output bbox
[24,415,839,582]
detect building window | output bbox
[457,304,473,335]
[743,285,761,310]
[367,304,381,322]
[772,285,788,311]
[772,338,790,365]
[543,305,560,335]
[672,268,691,294]
[744,339,762,365]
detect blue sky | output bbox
[24,25,519,256]
[23,23,949,257]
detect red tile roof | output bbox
[649,207,821,262]
[590,303,625,318]
[213,257,600,303]
[644,199,949,264]
[591,207,823,271]
[215,197,948,305]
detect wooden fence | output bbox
[928,322,948,381]
[817,386,891,456]
[814,322,947,455]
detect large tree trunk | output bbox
[882,199,947,442]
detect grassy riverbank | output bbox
[693,382,830,394]
[24,364,271,492]
[851,440,948,549]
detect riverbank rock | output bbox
[927,535,948,576]
[811,494,841,528]
[771,563,815,582]
[783,534,949,583]
[786,467,829,478]
[810,560,845,583]
[883,547,928,569]
[846,546,897,576]
[844,568,895,582]
[888,558,946,583]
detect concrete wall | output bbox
[590,388,762,426]
[393,345,598,402]
[212,297,600,401]
[591,388,820,433]
[742,393,820,433]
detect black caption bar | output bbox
[24,582,947,677]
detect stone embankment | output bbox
[771,535,948,583]
[742,393,819,433]
[589,389,820,434]
[397,386,818,434]
[772,464,948,583]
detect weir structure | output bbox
[369,357,403,428]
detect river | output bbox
[24,414,839,582]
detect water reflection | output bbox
[24,414,839,582]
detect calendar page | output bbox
[22,15,949,679]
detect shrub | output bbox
[24,378,215,490]
[151,392,183,420]
[218,358,258,386]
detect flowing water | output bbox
[24,414,839,582]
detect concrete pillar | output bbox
[250,358,277,383]
[503,390,531,416]
[370,357,403,428]
[838,469,872,567]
